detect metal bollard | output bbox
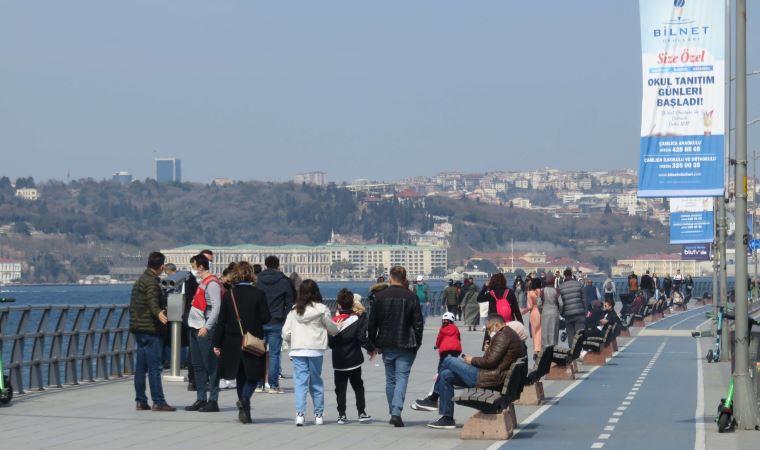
[163,293,186,382]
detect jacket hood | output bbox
[293,303,328,323]
[258,269,288,285]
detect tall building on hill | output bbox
[112,172,133,185]
[155,158,182,183]
[293,171,326,186]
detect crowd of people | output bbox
[128,252,626,430]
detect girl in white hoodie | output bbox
[282,279,339,426]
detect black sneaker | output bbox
[358,412,372,423]
[198,400,220,412]
[427,416,456,429]
[389,415,404,427]
[184,400,206,411]
[412,397,438,412]
[337,415,349,425]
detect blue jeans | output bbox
[188,328,220,402]
[292,355,325,415]
[435,356,480,417]
[382,348,417,416]
[133,333,166,404]
[263,323,283,388]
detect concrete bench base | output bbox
[582,351,606,366]
[644,314,658,323]
[602,343,613,358]
[674,305,687,311]
[620,327,631,337]
[461,405,517,440]
[546,362,575,380]
[515,381,544,406]
[632,318,646,327]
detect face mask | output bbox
[190,269,199,278]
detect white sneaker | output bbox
[296,414,305,426]
[315,414,324,425]
[580,350,588,359]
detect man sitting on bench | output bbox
[584,298,620,340]
[414,314,527,430]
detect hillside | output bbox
[0,177,668,281]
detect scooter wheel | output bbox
[706,350,714,363]
[0,379,11,405]
[717,412,732,432]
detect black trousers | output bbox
[334,367,365,416]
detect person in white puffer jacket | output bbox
[282,279,339,426]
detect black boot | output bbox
[241,399,253,424]
[237,401,246,424]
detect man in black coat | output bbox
[368,266,424,428]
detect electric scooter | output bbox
[710,314,758,432]
[706,306,724,363]
[0,297,15,406]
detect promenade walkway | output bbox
[1,307,757,449]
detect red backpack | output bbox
[490,289,512,322]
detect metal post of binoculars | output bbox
[161,272,190,383]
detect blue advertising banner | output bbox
[638,0,725,197]
[681,243,711,260]
[669,197,714,244]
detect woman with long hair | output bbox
[282,279,339,426]
[477,273,523,349]
[521,277,543,358]
[213,262,270,424]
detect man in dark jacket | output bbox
[558,268,586,348]
[640,270,655,299]
[368,266,424,427]
[255,255,296,394]
[421,314,526,429]
[129,252,174,411]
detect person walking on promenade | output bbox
[558,268,586,348]
[627,271,639,295]
[186,254,224,412]
[540,275,562,348]
[420,316,527,429]
[602,275,617,302]
[461,279,480,331]
[582,278,599,311]
[522,277,543,360]
[443,280,459,317]
[256,255,296,394]
[212,262,270,424]
[130,251,175,412]
[640,270,655,300]
[283,279,339,426]
[413,275,430,317]
[368,266,424,428]
[514,276,527,309]
[328,289,373,425]
[477,273,523,349]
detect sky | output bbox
[1,0,758,183]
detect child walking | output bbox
[411,312,462,410]
[282,280,339,426]
[328,289,373,424]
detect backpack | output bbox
[415,284,427,303]
[490,289,512,322]
[604,280,615,293]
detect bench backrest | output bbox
[503,357,528,403]
[526,345,554,384]
[570,331,586,360]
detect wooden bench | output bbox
[455,357,528,440]
[546,331,585,380]
[582,327,611,366]
[516,346,554,406]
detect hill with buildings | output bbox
[0,175,668,282]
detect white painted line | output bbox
[625,396,635,400]
[622,401,631,405]
[695,338,705,450]
[591,443,605,449]
[613,411,623,416]
[598,433,611,439]
[618,406,628,411]
[604,425,615,431]
[632,387,639,391]
[634,383,642,387]
[608,418,619,423]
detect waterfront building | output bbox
[161,243,447,280]
[612,254,707,276]
[0,259,22,283]
[155,157,182,183]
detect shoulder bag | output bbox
[230,287,266,356]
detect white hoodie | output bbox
[282,303,339,351]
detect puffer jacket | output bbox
[282,302,339,350]
[129,269,166,335]
[559,279,586,319]
[471,326,526,388]
[368,285,424,351]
